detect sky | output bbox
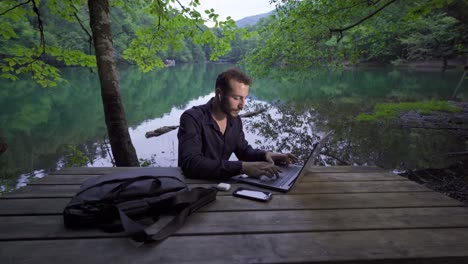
[179,0,275,27]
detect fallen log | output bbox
[239,108,267,118]
[145,125,180,138]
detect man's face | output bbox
[220,79,249,117]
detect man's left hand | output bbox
[265,152,298,166]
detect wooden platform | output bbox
[1,166,468,263]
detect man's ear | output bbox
[215,88,223,100]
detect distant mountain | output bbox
[235,11,274,28]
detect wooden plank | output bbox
[29,174,208,185]
[307,165,386,173]
[2,181,431,198]
[49,167,183,175]
[1,229,468,263]
[291,180,427,193]
[30,172,406,185]
[0,192,464,216]
[28,174,99,185]
[302,172,406,182]
[2,207,468,240]
[51,165,387,175]
[0,184,242,198]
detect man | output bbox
[178,68,297,180]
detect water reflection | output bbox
[243,101,467,171]
[0,63,232,193]
[245,67,467,170]
[0,64,466,194]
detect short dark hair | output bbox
[215,68,252,93]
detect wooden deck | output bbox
[1,166,468,263]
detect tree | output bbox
[0,0,245,166]
[88,0,138,166]
[399,13,466,70]
[0,129,7,157]
[244,0,468,76]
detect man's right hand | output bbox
[242,162,282,178]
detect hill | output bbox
[235,11,274,28]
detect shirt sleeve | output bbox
[178,112,244,180]
[234,121,267,162]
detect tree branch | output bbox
[452,55,468,99]
[71,5,93,55]
[321,150,352,165]
[330,0,397,42]
[0,0,31,16]
[31,0,45,54]
[9,0,46,71]
[103,134,115,166]
[174,0,205,32]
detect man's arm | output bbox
[233,121,267,162]
[178,112,243,180]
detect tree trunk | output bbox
[88,0,139,166]
[0,129,7,157]
[447,0,468,24]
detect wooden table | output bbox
[1,166,468,263]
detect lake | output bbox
[1,63,467,194]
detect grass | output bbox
[355,100,461,121]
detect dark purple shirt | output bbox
[177,98,266,180]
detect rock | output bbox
[398,101,468,130]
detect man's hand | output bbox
[242,162,282,178]
[265,152,298,166]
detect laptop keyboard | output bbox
[260,166,300,187]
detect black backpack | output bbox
[63,168,217,244]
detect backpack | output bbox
[63,168,217,244]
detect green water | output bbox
[1,63,467,193]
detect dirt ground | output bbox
[399,158,468,204]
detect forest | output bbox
[1,0,467,74]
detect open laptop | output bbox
[232,131,333,192]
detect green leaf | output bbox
[0,73,19,81]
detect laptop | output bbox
[232,131,333,192]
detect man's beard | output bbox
[220,97,240,117]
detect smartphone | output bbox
[232,187,272,202]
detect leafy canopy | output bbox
[0,0,247,86]
[243,0,467,76]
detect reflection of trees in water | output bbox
[0,63,232,194]
[243,101,365,166]
[243,102,325,165]
[243,101,465,170]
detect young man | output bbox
[177,68,297,180]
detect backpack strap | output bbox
[116,187,217,244]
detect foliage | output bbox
[398,13,467,63]
[0,0,96,87]
[242,0,468,76]
[64,145,90,167]
[0,0,246,86]
[355,100,462,121]
[139,154,159,167]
